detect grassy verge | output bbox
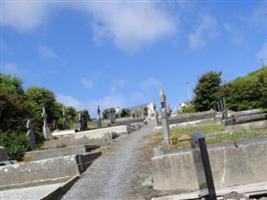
[156,123,267,149]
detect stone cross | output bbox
[160,90,170,147]
[97,105,102,128]
[26,119,35,149]
[42,107,51,140]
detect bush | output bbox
[0,131,29,160]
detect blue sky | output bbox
[1,0,266,115]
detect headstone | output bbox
[79,113,87,131]
[109,108,116,125]
[160,90,170,147]
[0,146,9,162]
[97,105,102,128]
[26,119,35,149]
[42,107,51,140]
[154,102,160,126]
[191,133,216,200]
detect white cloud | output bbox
[224,23,244,45]
[3,62,18,74]
[140,77,162,91]
[86,1,177,52]
[110,79,127,93]
[1,1,52,32]
[81,78,94,89]
[1,1,177,52]
[39,45,60,60]
[56,94,83,109]
[257,41,267,65]
[188,14,218,49]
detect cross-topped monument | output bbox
[160,90,170,147]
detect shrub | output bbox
[0,131,29,160]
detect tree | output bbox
[102,108,115,119]
[143,106,148,117]
[0,74,30,132]
[120,108,131,118]
[219,66,267,111]
[25,87,62,132]
[193,71,222,111]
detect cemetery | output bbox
[1,63,267,199]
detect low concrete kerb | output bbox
[41,175,80,200]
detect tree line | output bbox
[190,66,267,112]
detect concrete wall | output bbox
[25,146,86,161]
[0,153,100,190]
[115,118,145,126]
[225,120,267,131]
[152,137,267,191]
[168,111,216,125]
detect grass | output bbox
[156,123,267,149]
[170,123,225,138]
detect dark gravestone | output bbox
[191,133,216,200]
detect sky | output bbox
[1,0,267,116]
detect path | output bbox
[62,121,156,200]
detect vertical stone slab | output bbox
[160,90,170,147]
[97,105,102,128]
[26,119,36,149]
[42,107,51,140]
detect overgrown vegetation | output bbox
[0,131,29,160]
[0,73,91,160]
[192,66,267,112]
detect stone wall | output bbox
[152,137,267,191]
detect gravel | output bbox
[62,121,156,200]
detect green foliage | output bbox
[80,109,91,122]
[25,87,64,132]
[219,66,267,111]
[193,71,222,111]
[180,104,196,113]
[0,131,29,160]
[0,74,31,132]
[120,108,131,118]
[102,108,115,119]
[143,106,148,117]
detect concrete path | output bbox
[62,121,156,200]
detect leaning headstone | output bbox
[97,105,102,128]
[191,133,216,200]
[0,146,9,162]
[160,90,170,147]
[42,107,51,140]
[26,119,36,149]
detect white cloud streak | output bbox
[39,45,60,60]
[1,1,177,52]
[188,14,218,49]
